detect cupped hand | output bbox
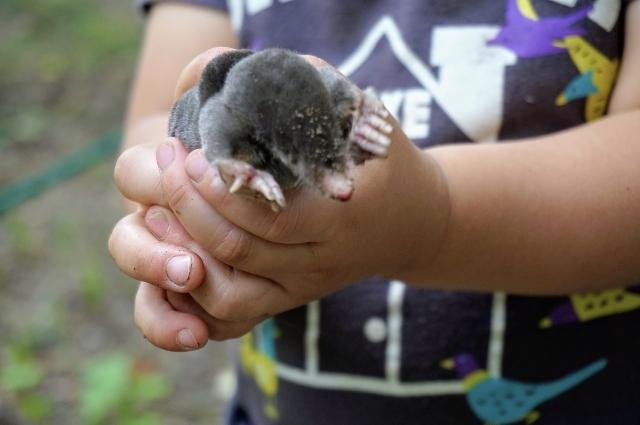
[110,46,449,351]
[109,203,262,350]
[154,49,449,324]
[110,47,267,350]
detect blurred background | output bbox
[0,1,231,424]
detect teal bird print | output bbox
[441,353,607,424]
[554,36,620,121]
[556,70,598,105]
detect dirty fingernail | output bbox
[186,151,209,183]
[177,328,198,350]
[146,208,169,240]
[156,141,174,171]
[166,255,191,287]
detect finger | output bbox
[134,283,209,351]
[189,259,298,322]
[175,47,236,99]
[109,212,205,292]
[114,142,165,206]
[144,204,199,247]
[300,54,331,70]
[147,205,294,323]
[184,149,343,244]
[157,139,320,277]
[166,292,260,341]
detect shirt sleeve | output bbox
[137,0,228,14]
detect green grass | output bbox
[0,0,140,153]
[0,0,140,81]
[0,2,224,423]
[80,353,171,425]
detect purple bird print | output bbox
[488,0,593,58]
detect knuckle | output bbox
[305,269,332,291]
[208,292,244,322]
[208,321,254,342]
[212,227,253,265]
[202,276,251,322]
[107,222,121,259]
[123,248,147,280]
[263,203,301,241]
[300,245,341,286]
[166,182,191,214]
[108,218,136,272]
[113,147,139,191]
[129,247,163,284]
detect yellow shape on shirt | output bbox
[561,36,620,121]
[571,289,640,321]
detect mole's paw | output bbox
[352,88,392,158]
[216,159,286,211]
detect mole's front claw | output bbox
[216,159,286,210]
[351,88,393,158]
[249,169,286,210]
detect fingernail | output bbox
[156,141,174,171]
[166,255,191,287]
[186,151,209,183]
[177,328,198,350]
[146,208,169,240]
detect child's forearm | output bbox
[124,3,237,133]
[409,109,640,294]
[403,3,640,294]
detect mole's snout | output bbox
[321,172,354,201]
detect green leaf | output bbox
[120,412,164,425]
[132,373,171,403]
[4,215,33,258]
[0,348,44,391]
[18,393,52,421]
[79,259,105,308]
[79,353,131,425]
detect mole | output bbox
[168,48,392,211]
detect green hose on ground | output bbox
[0,130,121,216]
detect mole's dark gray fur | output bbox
[169,48,391,208]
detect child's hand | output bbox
[148,49,450,320]
[155,126,448,309]
[109,48,450,349]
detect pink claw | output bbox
[350,88,392,158]
[215,159,286,210]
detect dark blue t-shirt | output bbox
[142,1,638,424]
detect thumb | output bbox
[174,47,236,99]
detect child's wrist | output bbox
[389,148,452,286]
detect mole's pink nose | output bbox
[321,173,354,201]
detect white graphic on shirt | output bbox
[384,281,405,383]
[548,0,578,6]
[547,0,621,31]
[430,26,517,142]
[227,0,298,30]
[264,15,511,397]
[339,16,516,142]
[277,284,508,395]
[588,0,621,31]
[227,0,244,31]
[246,0,271,15]
[379,89,432,139]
